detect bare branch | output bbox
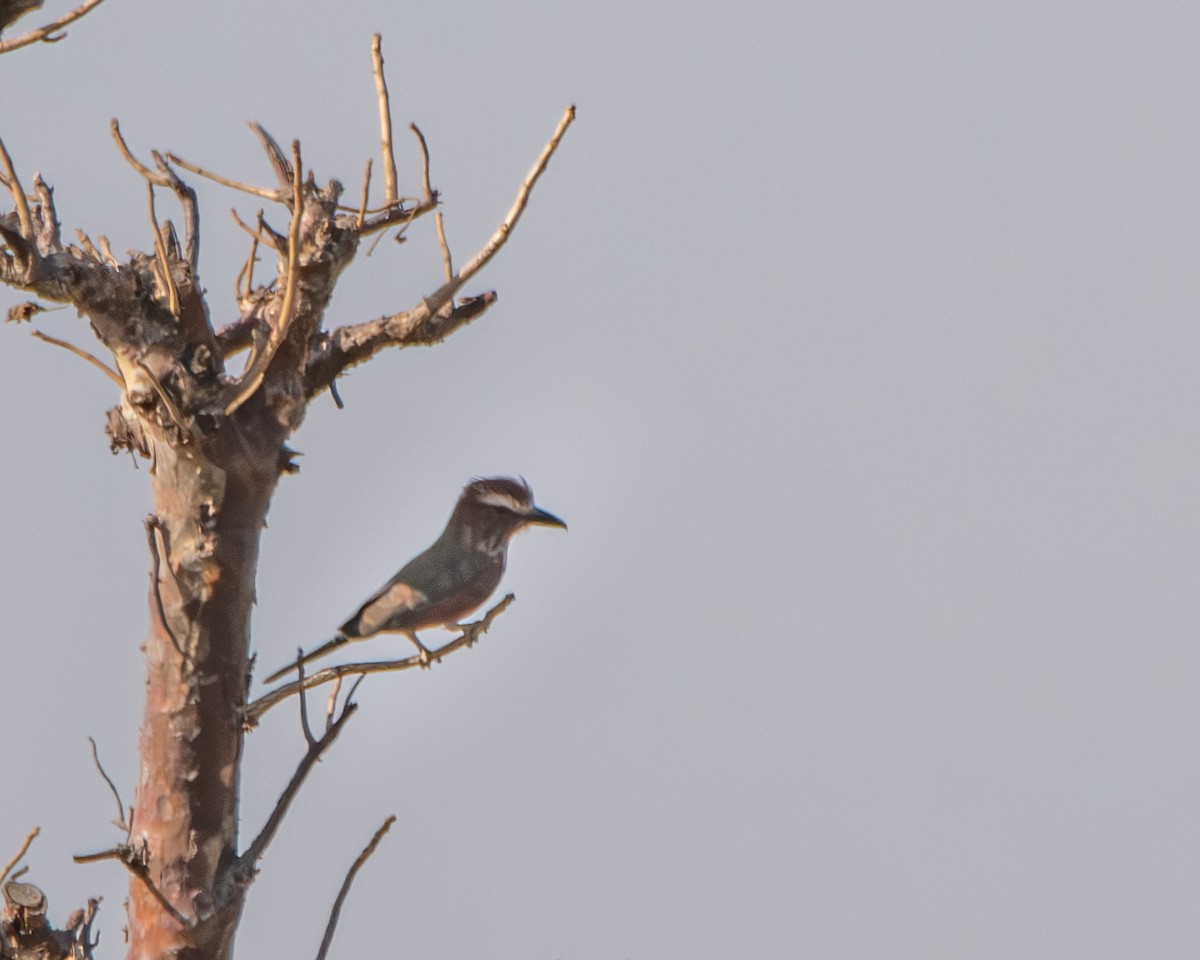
[110,119,167,186]
[316,816,397,960]
[224,140,303,416]
[0,0,107,55]
[165,151,281,203]
[357,195,436,237]
[88,736,129,834]
[237,696,358,870]
[74,843,191,928]
[409,122,435,205]
[371,34,398,206]
[235,233,260,303]
[229,207,282,251]
[307,106,574,394]
[248,122,293,194]
[434,211,453,282]
[295,651,316,748]
[324,676,344,730]
[410,123,453,285]
[111,120,193,310]
[146,183,179,315]
[244,594,515,724]
[306,291,496,397]
[30,329,123,386]
[0,134,32,238]
[0,827,39,887]
[356,158,371,228]
[151,151,200,272]
[453,104,575,287]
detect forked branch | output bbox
[306,105,575,396]
[235,667,361,874]
[224,140,303,416]
[0,827,39,887]
[244,594,515,724]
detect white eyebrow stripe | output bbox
[476,490,527,512]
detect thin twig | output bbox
[409,123,453,285]
[239,698,358,869]
[247,123,292,193]
[0,134,32,238]
[435,212,453,283]
[145,516,187,663]
[110,119,166,185]
[145,183,179,315]
[295,650,315,747]
[336,196,418,216]
[356,158,372,228]
[30,330,123,386]
[111,122,184,313]
[224,140,303,416]
[165,151,280,202]
[77,850,172,942]
[371,34,398,205]
[0,0,108,55]
[0,827,39,887]
[451,105,575,289]
[325,676,344,730]
[229,207,281,251]
[87,737,128,833]
[410,123,434,204]
[151,151,200,272]
[244,594,515,724]
[311,105,573,385]
[72,846,125,865]
[235,234,260,303]
[74,896,101,957]
[316,816,397,960]
[127,856,190,928]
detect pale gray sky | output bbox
[1,1,1198,957]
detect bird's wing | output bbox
[345,579,429,637]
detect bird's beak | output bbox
[525,505,567,530]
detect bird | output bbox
[263,477,566,683]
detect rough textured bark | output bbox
[1,25,572,960]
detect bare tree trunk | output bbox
[128,423,281,960]
[0,22,572,960]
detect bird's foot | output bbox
[409,636,433,669]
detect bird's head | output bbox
[451,476,567,552]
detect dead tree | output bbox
[0,13,572,960]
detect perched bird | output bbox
[263,477,566,683]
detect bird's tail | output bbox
[262,633,349,684]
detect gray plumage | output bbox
[263,477,565,682]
